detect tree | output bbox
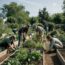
[1,2,30,28]
[52,14,62,24]
[38,8,50,22]
[6,16,17,23]
[61,0,65,24]
[0,18,4,36]
[1,2,25,17]
[30,17,37,25]
[63,0,65,16]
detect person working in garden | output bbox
[0,36,16,51]
[18,24,29,46]
[46,35,63,51]
[35,25,45,42]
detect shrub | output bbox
[36,42,43,49]
[4,28,13,34]
[23,40,36,48]
[30,50,42,61]
[58,33,65,42]
[16,48,29,62]
[4,58,20,65]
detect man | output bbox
[18,24,29,46]
[46,35,63,51]
[0,36,16,50]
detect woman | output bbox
[0,36,16,50]
[46,35,63,51]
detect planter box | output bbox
[57,49,65,65]
[0,41,18,65]
[0,49,8,62]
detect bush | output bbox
[4,58,20,65]
[36,42,43,49]
[58,33,65,42]
[30,50,42,61]
[16,48,29,62]
[4,28,13,34]
[23,40,36,48]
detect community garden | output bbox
[0,0,65,65]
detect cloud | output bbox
[52,2,58,7]
[0,0,63,16]
[19,0,43,7]
[19,0,45,16]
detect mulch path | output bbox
[45,52,62,65]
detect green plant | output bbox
[27,50,42,61]
[36,42,43,49]
[16,48,29,62]
[23,40,36,48]
[58,33,65,42]
[31,50,42,61]
[4,28,13,34]
[4,58,20,65]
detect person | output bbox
[0,36,16,50]
[35,26,45,42]
[46,35,63,51]
[18,24,29,46]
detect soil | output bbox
[38,59,43,65]
[31,59,43,65]
[59,50,65,60]
[45,52,62,65]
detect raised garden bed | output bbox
[57,49,65,65]
[22,40,44,65]
[0,41,18,65]
[2,48,43,65]
[0,33,44,65]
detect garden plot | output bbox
[0,41,18,65]
[1,40,44,65]
[2,48,43,65]
[22,40,44,65]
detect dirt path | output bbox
[45,52,62,65]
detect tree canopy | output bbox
[1,2,30,29]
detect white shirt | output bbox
[50,38,63,50]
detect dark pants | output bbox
[18,34,21,46]
[18,33,26,46]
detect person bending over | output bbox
[0,36,16,51]
[46,35,63,51]
[18,24,29,46]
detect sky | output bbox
[0,0,63,16]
